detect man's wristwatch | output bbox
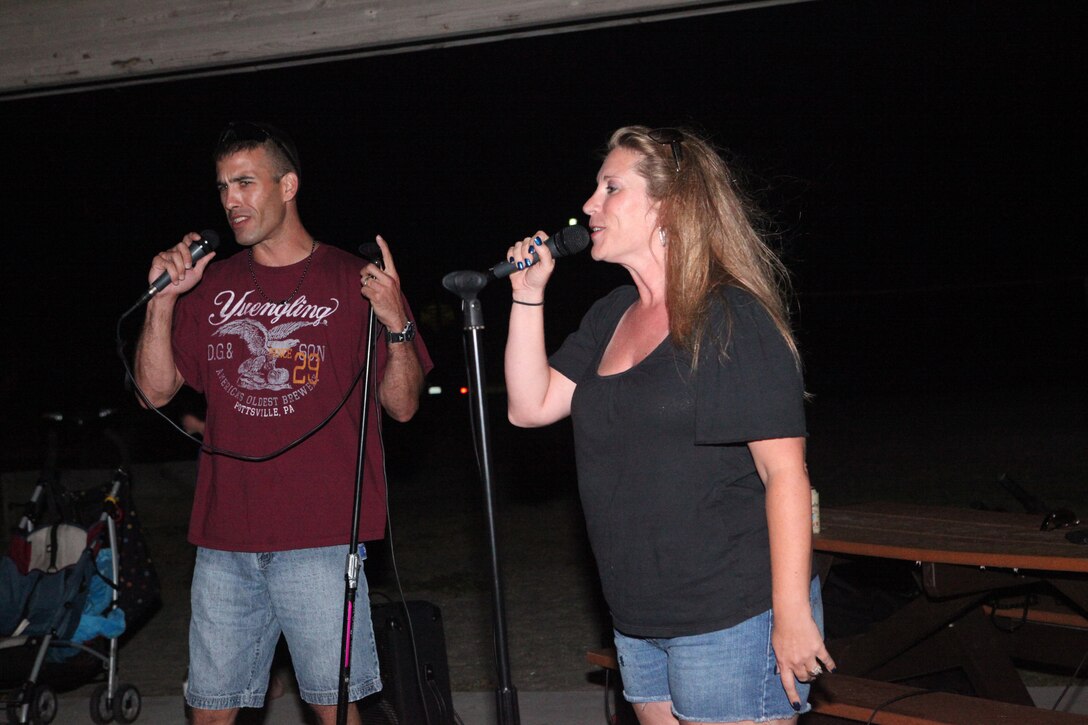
[386,320,416,344]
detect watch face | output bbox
[389,320,415,343]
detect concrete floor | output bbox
[34,689,615,725]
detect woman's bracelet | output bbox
[512,298,544,306]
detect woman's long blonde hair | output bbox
[608,125,799,366]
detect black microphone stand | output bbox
[442,270,520,725]
[336,302,378,725]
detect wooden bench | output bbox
[809,673,1088,724]
[585,647,620,671]
[984,594,1088,630]
[585,648,1088,724]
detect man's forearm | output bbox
[378,342,424,422]
[134,297,184,408]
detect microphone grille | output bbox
[358,242,384,268]
[551,225,590,258]
[442,270,489,297]
[199,229,221,251]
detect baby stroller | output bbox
[2,419,147,724]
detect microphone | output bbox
[137,230,220,306]
[357,242,384,269]
[442,270,489,299]
[489,225,590,279]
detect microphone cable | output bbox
[115,305,376,463]
[863,689,934,724]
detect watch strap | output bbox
[386,320,415,343]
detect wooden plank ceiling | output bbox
[0,0,805,99]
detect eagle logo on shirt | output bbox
[214,318,326,391]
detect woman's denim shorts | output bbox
[614,577,823,723]
[186,544,381,710]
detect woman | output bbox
[503,125,833,725]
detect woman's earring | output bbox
[658,228,667,247]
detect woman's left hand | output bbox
[505,230,555,300]
[773,610,836,708]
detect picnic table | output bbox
[813,501,1088,706]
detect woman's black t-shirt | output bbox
[550,284,806,637]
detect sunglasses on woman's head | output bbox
[648,128,684,172]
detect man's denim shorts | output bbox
[614,577,823,723]
[186,543,381,710]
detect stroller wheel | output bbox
[29,685,58,724]
[89,684,114,724]
[114,684,142,724]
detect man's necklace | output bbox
[247,240,317,304]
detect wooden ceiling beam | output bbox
[0,0,809,99]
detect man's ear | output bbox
[281,171,300,202]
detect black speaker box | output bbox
[360,600,455,725]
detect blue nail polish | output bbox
[534,236,543,246]
[516,261,524,270]
[791,702,801,712]
[508,256,514,263]
[524,258,532,267]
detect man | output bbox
[135,121,431,724]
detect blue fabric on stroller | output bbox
[0,519,125,660]
[48,549,126,662]
[1,528,95,642]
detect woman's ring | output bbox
[808,664,823,678]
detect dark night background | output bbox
[1,0,1084,474]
